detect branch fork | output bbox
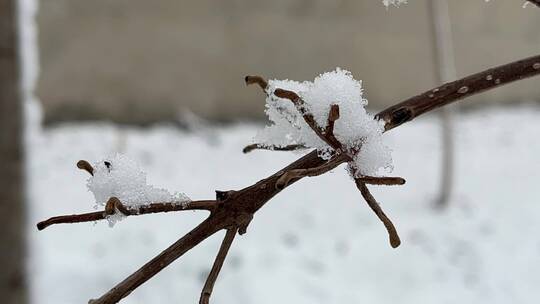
[272,86,405,248]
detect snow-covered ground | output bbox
[28,106,540,304]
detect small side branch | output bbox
[200,228,238,304]
[355,180,401,248]
[242,143,306,154]
[37,199,217,230]
[245,75,268,93]
[274,89,344,150]
[356,176,406,186]
[77,160,94,176]
[276,153,348,189]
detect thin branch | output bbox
[274,89,344,151]
[242,143,307,154]
[245,75,268,93]
[200,228,238,304]
[356,176,406,186]
[276,153,348,189]
[89,216,225,304]
[355,180,401,248]
[104,197,130,215]
[76,160,94,176]
[37,199,217,230]
[325,104,340,138]
[377,54,540,132]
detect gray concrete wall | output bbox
[36,0,540,124]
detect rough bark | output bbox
[0,0,27,303]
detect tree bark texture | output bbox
[0,0,27,303]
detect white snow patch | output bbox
[87,154,190,225]
[255,68,392,176]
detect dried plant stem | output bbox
[200,228,238,304]
[355,180,401,248]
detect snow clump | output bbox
[87,154,190,225]
[254,68,393,176]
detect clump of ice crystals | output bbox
[87,154,190,226]
[254,68,393,176]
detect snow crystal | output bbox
[254,68,393,176]
[87,154,190,226]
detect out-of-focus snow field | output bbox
[28,106,540,304]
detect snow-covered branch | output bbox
[38,52,540,304]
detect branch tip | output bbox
[77,160,94,176]
[244,75,268,92]
[355,180,401,248]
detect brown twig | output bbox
[356,176,406,186]
[104,197,130,215]
[245,75,268,92]
[37,199,216,230]
[355,180,401,248]
[199,228,238,304]
[76,160,94,176]
[39,53,540,304]
[274,89,344,150]
[377,54,540,131]
[276,153,348,189]
[242,143,307,154]
[325,104,340,138]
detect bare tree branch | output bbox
[242,143,307,154]
[88,216,225,304]
[245,75,268,93]
[274,89,344,151]
[356,176,406,186]
[377,54,540,132]
[355,180,401,248]
[38,53,540,304]
[37,199,217,230]
[276,153,349,189]
[200,228,237,304]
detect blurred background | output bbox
[2,0,540,303]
